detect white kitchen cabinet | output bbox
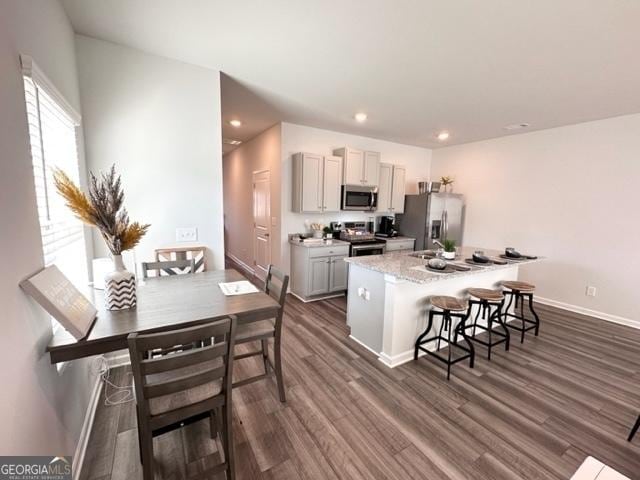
[390,165,406,213]
[333,147,380,186]
[292,153,343,213]
[363,151,380,186]
[376,163,406,213]
[290,242,350,301]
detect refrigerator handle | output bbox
[443,210,448,240]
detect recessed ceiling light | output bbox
[223,138,242,145]
[228,119,242,128]
[354,112,368,122]
[437,131,450,141]
[503,122,530,131]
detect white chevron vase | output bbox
[105,255,137,310]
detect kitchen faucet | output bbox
[433,239,445,249]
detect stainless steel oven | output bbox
[341,185,378,211]
[350,241,386,257]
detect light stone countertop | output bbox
[345,246,543,284]
[288,238,350,248]
[374,235,415,242]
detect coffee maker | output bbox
[378,216,398,237]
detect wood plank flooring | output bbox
[80,269,640,480]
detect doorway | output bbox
[252,170,271,279]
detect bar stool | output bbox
[414,296,475,380]
[501,280,540,343]
[462,288,510,360]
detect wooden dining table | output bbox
[47,269,279,364]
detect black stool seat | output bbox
[468,288,504,303]
[414,296,474,380]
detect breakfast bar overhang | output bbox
[345,247,543,368]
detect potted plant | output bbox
[440,175,454,193]
[54,165,150,310]
[442,239,457,260]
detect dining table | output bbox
[46,269,280,364]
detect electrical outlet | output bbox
[357,287,364,297]
[176,227,197,242]
[364,290,370,301]
[586,286,597,297]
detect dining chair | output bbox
[141,258,196,279]
[128,316,237,480]
[233,264,289,402]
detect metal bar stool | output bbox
[462,288,510,360]
[501,280,540,343]
[414,296,475,380]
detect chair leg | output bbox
[414,311,434,360]
[473,303,481,338]
[446,312,452,380]
[458,312,475,369]
[628,414,640,442]
[140,424,154,480]
[210,409,217,439]
[274,335,286,403]
[487,306,493,361]
[261,339,270,373]
[436,313,446,351]
[518,293,525,343]
[222,404,235,480]
[497,300,509,350]
[528,294,541,336]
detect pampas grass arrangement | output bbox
[53,165,150,255]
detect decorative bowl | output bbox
[427,258,447,270]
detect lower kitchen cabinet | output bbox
[290,242,350,301]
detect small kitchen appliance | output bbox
[377,216,398,237]
[341,185,378,211]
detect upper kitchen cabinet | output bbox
[333,147,380,186]
[377,163,406,213]
[292,153,343,213]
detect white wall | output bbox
[0,0,96,455]
[431,114,640,324]
[280,122,432,273]
[223,124,281,270]
[76,35,225,270]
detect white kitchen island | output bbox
[345,247,543,368]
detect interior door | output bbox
[323,156,342,212]
[253,170,271,279]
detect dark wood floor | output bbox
[80,268,640,480]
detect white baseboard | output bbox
[290,291,345,303]
[535,296,639,330]
[72,373,103,480]
[225,253,255,276]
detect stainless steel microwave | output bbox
[341,185,378,211]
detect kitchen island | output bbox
[345,247,543,368]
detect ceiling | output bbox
[62,0,640,150]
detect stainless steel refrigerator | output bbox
[395,193,465,251]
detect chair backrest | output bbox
[128,316,237,430]
[141,258,196,279]
[265,264,289,308]
[265,265,289,336]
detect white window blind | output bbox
[22,58,88,290]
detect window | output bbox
[21,55,88,292]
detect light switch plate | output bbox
[176,227,197,242]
